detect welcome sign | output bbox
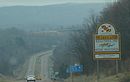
[93,24,121,60]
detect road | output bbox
[25,50,54,82]
[41,51,53,82]
[26,55,36,75]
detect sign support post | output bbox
[116,60,118,74]
[97,60,99,82]
[71,72,73,82]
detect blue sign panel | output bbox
[66,65,83,73]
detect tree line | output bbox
[0,27,59,76]
[52,0,130,78]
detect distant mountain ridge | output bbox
[0,3,105,31]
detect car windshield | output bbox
[27,75,35,77]
[0,0,129,82]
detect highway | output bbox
[26,55,36,76]
[41,51,53,82]
[25,50,54,82]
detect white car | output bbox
[26,75,36,82]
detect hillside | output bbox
[0,3,105,31]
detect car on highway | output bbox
[26,75,36,82]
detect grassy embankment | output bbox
[65,72,130,82]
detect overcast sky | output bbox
[0,0,116,7]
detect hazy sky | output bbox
[0,0,116,7]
